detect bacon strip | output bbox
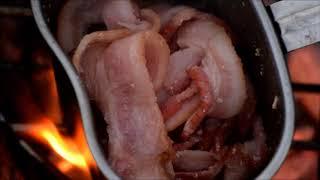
[57,0,105,54]
[73,30,173,179]
[173,150,215,172]
[103,0,160,32]
[181,66,213,140]
[161,83,197,120]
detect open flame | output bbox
[15,117,96,179]
[39,122,88,168]
[8,48,98,179]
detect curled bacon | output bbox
[161,83,197,120]
[103,0,160,32]
[162,65,213,139]
[140,9,161,32]
[73,30,174,179]
[173,131,202,151]
[173,150,215,172]
[57,0,105,54]
[160,7,199,42]
[175,164,223,180]
[181,66,213,140]
[165,96,200,131]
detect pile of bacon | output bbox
[58,0,268,179]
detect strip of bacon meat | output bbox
[73,29,174,179]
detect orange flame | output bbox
[41,129,87,168]
[19,117,95,179]
[12,49,97,179]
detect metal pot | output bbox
[30,0,294,179]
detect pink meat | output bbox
[73,29,131,99]
[151,4,196,28]
[173,150,215,172]
[176,20,225,49]
[157,6,246,123]
[57,0,161,54]
[73,30,173,179]
[151,5,193,28]
[160,6,202,42]
[165,96,200,131]
[173,132,202,151]
[103,0,140,29]
[175,165,223,179]
[57,0,105,54]
[140,9,161,32]
[177,19,247,118]
[103,0,160,32]
[143,30,170,91]
[152,4,227,44]
[74,29,169,92]
[164,47,204,94]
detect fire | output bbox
[15,117,96,179]
[41,129,87,168]
[8,48,98,179]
